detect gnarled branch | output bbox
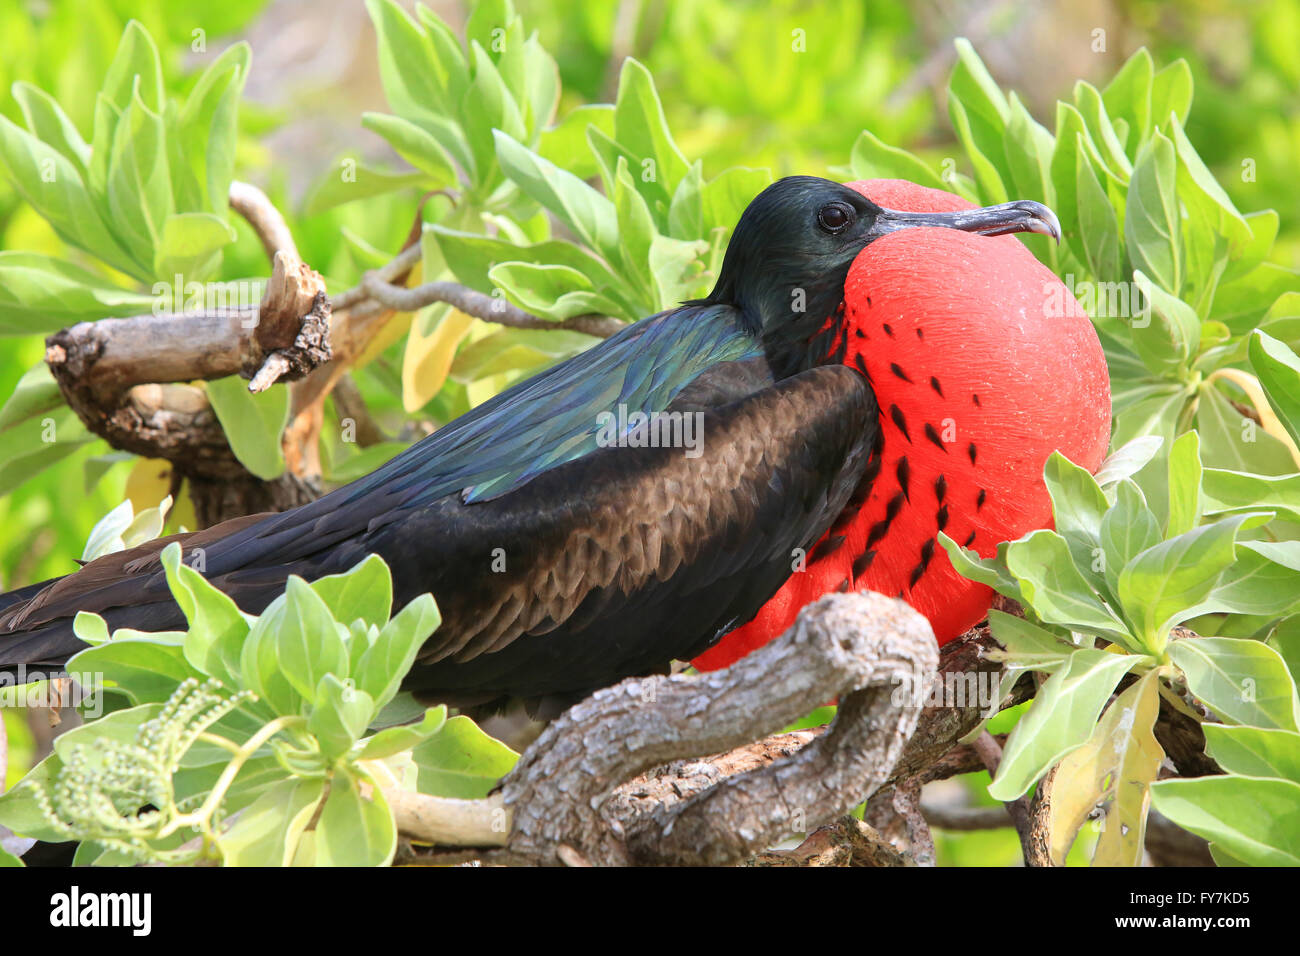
[392,591,941,866]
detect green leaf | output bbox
[988,648,1140,801]
[1102,48,1153,151]
[700,165,772,236]
[1099,480,1161,599]
[1072,80,1131,180]
[613,58,689,202]
[1002,92,1054,206]
[986,609,1077,671]
[0,117,142,278]
[539,103,615,181]
[1213,264,1300,336]
[1119,514,1259,654]
[1250,331,1300,450]
[648,233,708,308]
[0,252,154,335]
[487,261,598,319]
[612,156,657,299]
[217,777,324,867]
[309,554,394,632]
[451,327,598,383]
[460,42,527,186]
[429,226,621,300]
[1005,530,1130,641]
[1042,451,1109,584]
[308,674,375,760]
[847,129,944,189]
[0,362,62,433]
[1165,430,1202,537]
[947,38,1010,201]
[1149,59,1193,131]
[950,38,1009,125]
[0,704,161,842]
[1203,725,1300,782]
[353,593,440,711]
[494,130,618,259]
[361,112,457,185]
[1093,435,1163,487]
[367,0,453,128]
[1125,132,1181,295]
[301,158,429,215]
[157,542,249,688]
[1202,468,1300,523]
[325,441,411,483]
[106,87,174,268]
[273,577,350,704]
[1074,145,1120,280]
[153,212,236,281]
[101,20,163,114]
[358,706,448,760]
[1196,541,1300,619]
[514,33,560,135]
[1150,775,1300,867]
[237,585,328,719]
[204,377,289,480]
[1169,636,1300,731]
[1223,210,1280,285]
[11,81,90,173]
[1129,270,1199,376]
[947,96,1007,204]
[937,534,1023,601]
[176,42,250,217]
[1169,115,1249,251]
[313,768,396,866]
[1196,384,1298,476]
[412,714,518,798]
[0,408,96,497]
[67,635,198,707]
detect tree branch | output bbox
[45,253,329,486]
[973,731,1053,866]
[229,180,299,264]
[358,272,626,338]
[390,591,938,866]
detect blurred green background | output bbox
[1,0,1296,862]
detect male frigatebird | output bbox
[696,179,1111,671]
[0,176,1064,714]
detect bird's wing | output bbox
[0,307,758,641]
[374,361,880,706]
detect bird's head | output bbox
[703,175,1060,375]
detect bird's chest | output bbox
[797,303,1057,643]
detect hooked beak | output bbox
[869,199,1061,243]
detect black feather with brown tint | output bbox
[0,363,878,714]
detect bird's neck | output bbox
[744,291,851,380]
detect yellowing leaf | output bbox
[125,457,172,512]
[353,259,423,371]
[402,306,475,412]
[1048,669,1164,866]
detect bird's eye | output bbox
[817,202,854,234]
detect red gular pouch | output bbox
[695,179,1111,670]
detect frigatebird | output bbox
[0,176,1061,713]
